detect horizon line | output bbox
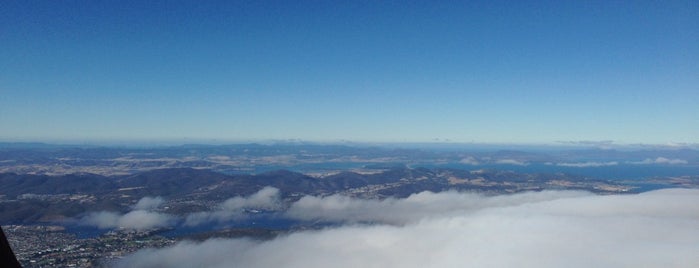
[1,139,697,150]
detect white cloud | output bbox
[80,210,175,231]
[557,140,615,149]
[117,189,699,268]
[556,161,618,167]
[220,186,281,211]
[80,196,174,230]
[81,211,121,228]
[629,157,688,165]
[459,156,480,165]
[133,196,165,210]
[184,187,281,226]
[495,159,528,166]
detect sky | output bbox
[1,1,697,144]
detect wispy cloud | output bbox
[459,156,480,165]
[133,196,165,210]
[556,140,615,149]
[117,189,699,268]
[556,161,618,167]
[629,157,688,165]
[81,210,175,230]
[495,159,528,166]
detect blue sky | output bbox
[1,1,697,144]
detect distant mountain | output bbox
[117,168,232,197]
[2,143,698,178]
[0,173,114,198]
[0,166,680,224]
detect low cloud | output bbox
[557,140,615,148]
[495,159,528,166]
[629,157,688,165]
[80,196,175,230]
[133,196,165,210]
[117,189,699,268]
[556,161,618,167]
[219,187,281,211]
[184,187,281,226]
[459,156,480,165]
[81,210,175,230]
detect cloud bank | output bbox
[117,189,699,268]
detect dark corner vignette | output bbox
[1,226,22,268]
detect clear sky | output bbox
[1,1,697,144]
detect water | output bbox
[416,163,699,180]
[160,214,301,238]
[62,225,107,239]
[59,163,698,238]
[60,214,302,239]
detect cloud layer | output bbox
[117,189,699,268]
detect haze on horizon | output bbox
[1,1,697,144]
